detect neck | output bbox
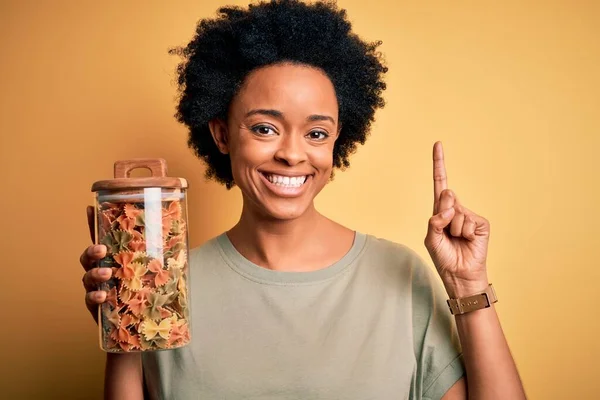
[227,200,329,271]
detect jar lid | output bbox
[91,158,188,192]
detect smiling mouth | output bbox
[260,172,311,188]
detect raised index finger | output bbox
[432,141,448,214]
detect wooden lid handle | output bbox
[114,158,168,179]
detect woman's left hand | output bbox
[424,141,491,298]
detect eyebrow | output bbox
[244,109,335,124]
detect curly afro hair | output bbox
[170,0,387,189]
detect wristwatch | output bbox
[447,284,498,315]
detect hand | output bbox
[424,142,490,298]
[80,205,112,322]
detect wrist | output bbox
[442,275,490,298]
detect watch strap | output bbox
[447,283,498,315]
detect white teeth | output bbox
[264,173,307,187]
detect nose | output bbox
[274,133,307,166]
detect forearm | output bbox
[449,290,526,400]
[104,353,144,400]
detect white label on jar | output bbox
[144,187,164,260]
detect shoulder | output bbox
[364,234,417,257]
[188,233,223,264]
[362,233,429,272]
[362,235,453,327]
[360,233,442,291]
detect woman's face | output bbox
[210,63,340,221]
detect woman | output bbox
[80,1,526,398]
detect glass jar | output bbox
[91,159,191,352]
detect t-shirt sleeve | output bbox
[410,252,465,400]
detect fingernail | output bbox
[98,268,111,277]
[442,208,454,218]
[93,245,104,254]
[94,291,106,301]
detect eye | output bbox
[307,130,329,141]
[251,125,277,136]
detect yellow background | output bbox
[1,1,598,398]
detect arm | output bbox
[104,353,144,400]
[425,142,526,400]
[79,208,145,400]
[441,287,525,400]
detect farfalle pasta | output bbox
[91,159,191,353]
[97,200,191,352]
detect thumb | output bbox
[427,207,455,236]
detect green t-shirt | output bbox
[142,232,465,399]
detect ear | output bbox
[208,119,230,154]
